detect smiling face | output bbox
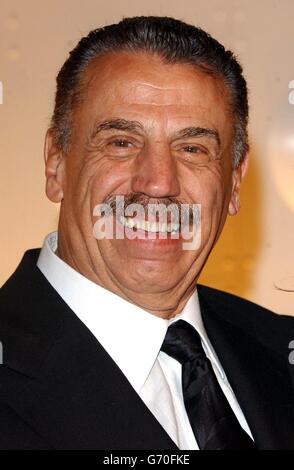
[45,51,248,318]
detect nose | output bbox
[131,141,181,198]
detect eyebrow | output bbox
[92,119,220,147]
[175,127,221,147]
[92,119,144,138]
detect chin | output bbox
[123,269,181,294]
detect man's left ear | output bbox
[228,152,249,216]
[44,129,66,203]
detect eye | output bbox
[182,145,207,154]
[175,143,212,165]
[110,139,133,148]
[105,137,140,158]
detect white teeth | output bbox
[160,223,167,232]
[170,223,180,234]
[119,216,180,233]
[145,221,151,231]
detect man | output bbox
[0,16,294,450]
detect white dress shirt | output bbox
[37,232,253,449]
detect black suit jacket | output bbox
[0,249,294,450]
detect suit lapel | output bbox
[13,309,179,450]
[1,250,178,450]
[199,289,294,449]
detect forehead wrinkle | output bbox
[121,81,190,106]
[132,82,184,91]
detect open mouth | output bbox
[92,198,200,249]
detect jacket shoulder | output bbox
[197,284,294,352]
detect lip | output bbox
[115,215,183,246]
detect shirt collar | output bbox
[37,231,225,392]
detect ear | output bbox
[44,129,66,203]
[228,152,249,216]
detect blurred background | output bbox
[0,0,293,314]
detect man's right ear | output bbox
[44,129,66,203]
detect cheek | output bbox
[84,161,130,213]
[183,165,228,244]
[184,164,226,211]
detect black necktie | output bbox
[161,319,256,450]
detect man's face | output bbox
[45,51,247,313]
